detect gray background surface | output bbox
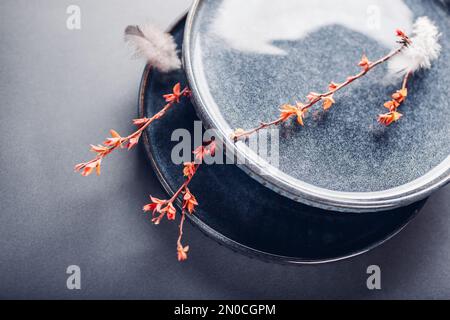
[0,0,449,299]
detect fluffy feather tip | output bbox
[124,24,181,73]
[387,16,441,81]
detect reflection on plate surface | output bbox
[212,0,413,55]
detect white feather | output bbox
[387,17,441,81]
[124,24,181,73]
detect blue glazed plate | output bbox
[139,16,426,264]
[183,0,450,212]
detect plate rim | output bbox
[138,14,425,265]
[182,0,450,213]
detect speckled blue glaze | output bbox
[140,17,426,263]
[184,0,450,211]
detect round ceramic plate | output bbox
[139,16,426,264]
[183,0,450,212]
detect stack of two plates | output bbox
[139,0,450,264]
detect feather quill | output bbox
[387,17,441,82]
[124,24,181,73]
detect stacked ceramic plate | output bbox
[140,0,449,264]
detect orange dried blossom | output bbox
[183,162,196,179]
[358,54,371,71]
[378,72,411,126]
[177,245,189,262]
[279,104,307,126]
[183,188,199,214]
[322,96,336,111]
[378,111,403,126]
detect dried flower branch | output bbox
[74,83,191,177]
[232,31,409,141]
[143,140,216,261]
[232,19,440,141]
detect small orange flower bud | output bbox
[183,88,192,98]
[183,188,198,214]
[279,104,297,122]
[205,141,216,157]
[183,162,196,178]
[392,88,408,103]
[177,245,189,262]
[395,29,411,45]
[322,95,335,110]
[378,111,403,126]
[132,118,150,127]
[358,54,371,71]
[126,132,141,150]
[90,145,110,157]
[163,83,182,103]
[396,29,406,37]
[162,202,177,221]
[143,196,166,214]
[384,100,401,111]
[104,130,122,148]
[328,82,339,91]
[307,92,320,102]
[279,104,307,126]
